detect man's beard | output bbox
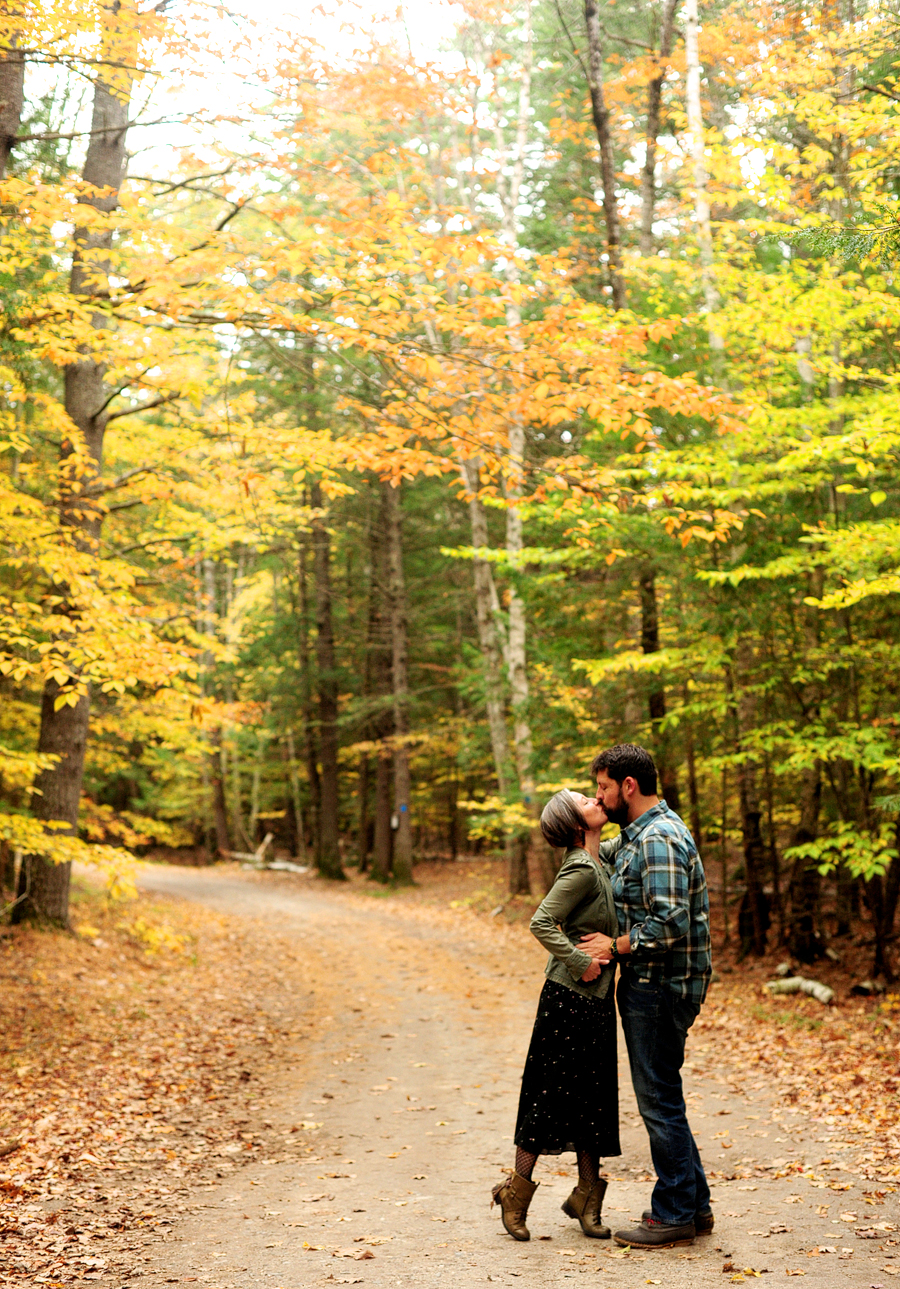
[603,795,629,827]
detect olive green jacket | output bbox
[529,847,618,1001]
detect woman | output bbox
[491,788,619,1243]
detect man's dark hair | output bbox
[590,744,658,795]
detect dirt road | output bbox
[132,865,899,1289]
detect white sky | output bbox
[25,0,465,180]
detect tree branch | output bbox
[105,392,180,423]
[106,498,147,514]
[859,82,900,102]
[104,534,190,559]
[553,0,590,84]
[13,113,197,146]
[87,466,154,496]
[128,165,236,195]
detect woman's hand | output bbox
[581,958,603,982]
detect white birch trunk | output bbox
[684,0,723,350]
[459,458,512,796]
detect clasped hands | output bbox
[578,932,616,982]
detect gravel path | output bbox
[132,864,899,1289]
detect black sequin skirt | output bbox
[514,978,620,1157]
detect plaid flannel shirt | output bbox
[599,801,712,1005]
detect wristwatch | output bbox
[608,936,619,961]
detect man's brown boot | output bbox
[561,1178,610,1238]
[643,1206,713,1234]
[491,1172,538,1241]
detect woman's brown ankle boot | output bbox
[561,1177,610,1238]
[491,1172,538,1241]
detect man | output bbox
[580,743,712,1250]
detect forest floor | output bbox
[0,858,898,1289]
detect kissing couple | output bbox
[491,743,713,1250]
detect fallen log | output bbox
[764,975,834,1005]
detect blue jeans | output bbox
[617,971,710,1227]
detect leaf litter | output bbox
[0,878,337,1287]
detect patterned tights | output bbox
[514,1148,600,1188]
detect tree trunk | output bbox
[297,530,321,859]
[356,754,370,871]
[310,480,344,880]
[371,751,393,882]
[210,728,230,857]
[447,769,459,861]
[727,653,767,956]
[683,0,724,353]
[872,844,900,980]
[683,704,702,846]
[200,558,229,858]
[639,565,680,813]
[0,38,25,179]
[763,752,782,937]
[719,765,730,945]
[583,0,626,309]
[369,483,394,882]
[1,840,17,891]
[639,0,679,256]
[835,861,854,937]
[459,459,511,797]
[505,426,534,897]
[285,727,307,861]
[860,816,899,981]
[248,738,263,846]
[385,481,414,886]
[787,764,823,961]
[230,733,248,849]
[736,759,768,957]
[16,47,133,926]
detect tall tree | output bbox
[16,2,138,925]
[370,481,395,882]
[639,0,679,256]
[385,480,414,885]
[683,0,723,351]
[638,564,680,811]
[459,459,512,800]
[0,34,24,178]
[583,0,626,308]
[310,479,344,881]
